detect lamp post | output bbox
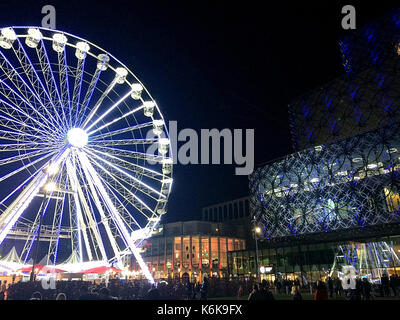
[30,188,48,282]
[30,164,58,282]
[254,227,261,282]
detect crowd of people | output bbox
[1,273,400,300]
[1,275,214,300]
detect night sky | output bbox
[0,1,398,223]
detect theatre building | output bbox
[130,219,247,281]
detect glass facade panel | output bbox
[220,237,227,268]
[174,237,181,269]
[201,237,209,268]
[228,238,234,251]
[191,236,199,268]
[211,237,219,269]
[182,236,190,268]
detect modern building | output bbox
[201,196,251,223]
[245,10,400,283]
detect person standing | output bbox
[145,284,160,300]
[389,274,398,297]
[327,277,334,298]
[248,284,262,300]
[361,278,372,300]
[381,273,390,297]
[237,285,243,300]
[200,275,209,300]
[291,286,302,300]
[260,280,275,300]
[314,281,328,300]
[334,277,342,297]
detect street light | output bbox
[254,226,262,282]
[30,180,57,281]
[47,163,59,175]
[44,182,57,193]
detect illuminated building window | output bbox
[384,187,400,212]
[174,237,181,268]
[211,237,219,268]
[201,237,209,268]
[294,209,302,226]
[220,237,227,268]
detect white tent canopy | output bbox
[57,250,107,273]
[0,247,25,272]
[1,246,21,264]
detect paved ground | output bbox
[210,293,400,300]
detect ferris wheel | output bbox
[0,26,173,282]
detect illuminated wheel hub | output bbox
[67,128,88,148]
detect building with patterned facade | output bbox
[245,10,400,283]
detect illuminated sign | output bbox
[259,264,273,274]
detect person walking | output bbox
[381,273,390,297]
[361,278,372,300]
[200,275,209,300]
[248,283,262,300]
[334,277,342,297]
[389,274,398,297]
[237,285,243,300]
[327,277,334,298]
[260,280,275,300]
[314,281,328,300]
[291,286,302,300]
[145,284,160,300]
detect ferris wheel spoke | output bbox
[47,170,68,265]
[84,149,165,200]
[19,204,55,264]
[85,145,164,162]
[0,157,54,211]
[0,142,55,152]
[97,169,153,219]
[86,147,165,181]
[89,138,158,147]
[0,81,61,135]
[76,152,122,261]
[85,159,155,219]
[0,124,53,144]
[78,150,152,219]
[0,149,58,183]
[86,103,144,136]
[81,77,118,129]
[0,130,52,145]
[84,89,134,132]
[57,50,72,129]
[97,172,149,224]
[0,51,60,131]
[99,181,142,231]
[76,55,108,128]
[12,38,64,129]
[71,57,86,127]
[0,110,55,139]
[72,154,105,262]
[89,121,153,141]
[0,171,48,246]
[66,157,94,261]
[35,39,68,128]
[76,162,108,261]
[0,147,58,167]
[77,150,153,281]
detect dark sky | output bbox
[0,1,398,222]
